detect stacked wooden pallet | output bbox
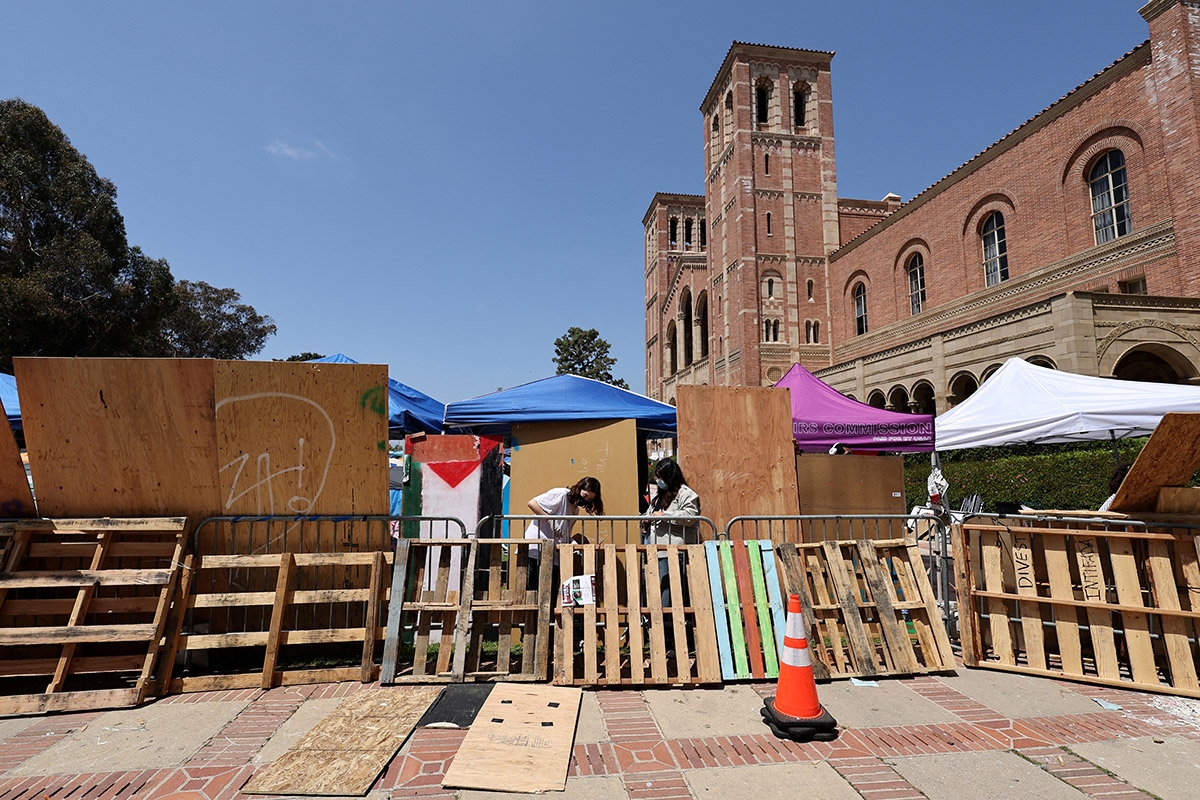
[0,518,185,715]
[955,517,1200,697]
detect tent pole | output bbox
[1109,430,1121,465]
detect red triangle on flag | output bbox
[426,459,481,488]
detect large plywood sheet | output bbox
[1110,412,1200,512]
[15,358,221,521]
[796,453,906,515]
[509,419,639,545]
[214,360,389,516]
[677,386,799,536]
[0,400,34,517]
[441,683,582,793]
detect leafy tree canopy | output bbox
[552,326,629,389]
[282,352,326,362]
[0,98,274,370]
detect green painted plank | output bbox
[718,541,749,679]
[747,540,779,679]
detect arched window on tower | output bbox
[684,219,693,251]
[793,82,809,128]
[1090,149,1131,245]
[982,211,1009,286]
[766,212,772,235]
[755,80,772,126]
[907,253,926,315]
[853,283,868,335]
[681,288,694,367]
[696,291,709,358]
[666,321,677,376]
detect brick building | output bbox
[645,0,1200,414]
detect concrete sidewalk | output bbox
[2,661,1199,799]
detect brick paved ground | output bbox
[1,663,1197,799]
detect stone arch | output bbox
[1110,343,1199,383]
[887,385,911,413]
[867,390,886,409]
[948,371,979,407]
[911,381,936,415]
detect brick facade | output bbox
[646,2,1200,413]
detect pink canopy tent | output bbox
[773,363,935,453]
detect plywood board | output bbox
[796,453,906,516]
[1110,412,1200,512]
[15,358,221,521]
[509,419,640,545]
[242,685,441,796]
[441,683,582,793]
[676,386,799,536]
[0,399,34,517]
[214,361,389,517]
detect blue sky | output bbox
[3,1,1149,403]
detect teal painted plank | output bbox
[705,540,735,680]
[747,541,779,679]
[759,540,787,659]
[718,541,750,679]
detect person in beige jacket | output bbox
[644,459,701,653]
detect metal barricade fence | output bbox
[725,513,956,638]
[475,514,720,545]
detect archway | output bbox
[948,372,978,407]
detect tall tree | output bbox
[152,280,276,360]
[0,98,273,369]
[553,326,629,389]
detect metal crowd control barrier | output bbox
[725,514,956,639]
[476,514,720,545]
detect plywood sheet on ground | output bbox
[677,386,798,536]
[796,453,906,516]
[214,360,389,517]
[0,400,33,517]
[242,685,441,796]
[509,419,640,545]
[1109,412,1200,512]
[15,358,220,521]
[441,683,581,793]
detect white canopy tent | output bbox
[934,357,1200,450]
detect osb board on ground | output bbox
[509,419,639,545]
[242,685,441,796]
[214,360,389,517]
[796,453,906,516]
[676,385,799,536]
[1109,412,1200,512]
[15,358,221,520]
[441,683,582,793]
[0,398,34,516]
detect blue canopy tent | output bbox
[309,354,444,436]
[442,374,676,436]
[1,373,19,431]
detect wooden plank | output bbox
[7,517,188,532]
[665,546,689,669]
[717,541,749,678]
[1041,536,1083,676]
[0,398,35,517]
[899,539,957,668]
[676,386,798,535]
[1010,531,1046,670]
[47,531,111,693]
[450,541,478,681]
[951,524,980,665]
[442,684,582,793]
[0,688,140,717]
[602,544,621,685]
[16,358,220,523]
[242,686,442,796]
[685,543,722,683]
[134,535,185,704]
[979,531,1015,665]
[534,546,554,681]
[1147,540,1199,691]
[261,553,297,688]
[582,545,599,685]
[705,541,736,681]
[856,540,918,674]
[0,569,172,588]
[759,541,787,661]
[1074,534,1121,680]
[361,551,385,682]
[155,552,196,695]
[821,541,880,677]
[775,543,830,680]
[747,540,779,679]
[732,542,766,677]
[1110,413,1200,512]
[1108,536,1159,686]
[0,624,159,645]
[643,545,669,682]
[0,655,145,678]
[625,543,645,685]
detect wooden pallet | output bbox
[705,540,785,681]
[775,537,955,680]
[380,538,553,684]
[956,518,1200,697]
[167,549,391,693]
[554,543,722,686]
[0,517,186,716]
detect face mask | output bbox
[655,478,668,491]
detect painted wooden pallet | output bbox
[0,517,186,716]
[775,537,956,680]
[380,538,553,684]
[956,518,1200,698]
[167,549,391,693]
[553,543,722,687]
[704,539,785,681]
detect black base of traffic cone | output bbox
[760,697,839,742]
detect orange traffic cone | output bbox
[761,593,838,742]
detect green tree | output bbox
[283,352,326,362]
[0,98,273,369]
[151,280,276,360]
[553,326,629,389]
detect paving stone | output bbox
[937,668,1102,719]
[686,761,861,799]
[819,679,961,728]
[1072,734,1200,800]
[643,684,765,739]
[889,749,1088,800]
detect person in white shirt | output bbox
[524,476,603,589]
